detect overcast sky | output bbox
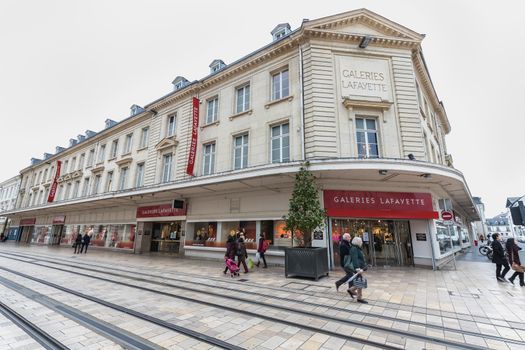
[0,0,523,218]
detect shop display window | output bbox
[7,227,19,240]
[436,224,452,254]
[32,225,51,244]
[461,228,470,244]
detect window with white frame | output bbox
[72,180,80,199]
[161,154,173,183]
[105,171,113,192]
[135,163,145,188]
[87,149,95,166]
[64,182,72,200]
[98,144,106,163]
[140,127,149,148]
[43,169,48,182]
[78,153,85,170]
[70,157,76,172]
[110,139,119,158]
[92,175,101,195]
[355,117,379,158]
[202,143,216,175]
[167,114,176,137]
[271,69,289,100]
[118,167,128,190]
[37,190,43,205]
[233,134,248,170]
[63,160,69,174]
[206,97,219,124]
[236,84,250,114]
[271,123,290,163]
[123,133,133,154]
[82,177,90,197]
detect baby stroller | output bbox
[225,257,240,277]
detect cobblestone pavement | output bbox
[0,244,524,350]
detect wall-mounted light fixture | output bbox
[359,36,371,48]
[378,170,388,175]
[420,173,432,179]
[408,154,415,160]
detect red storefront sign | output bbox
[136,204,187,219]
[186,97,200,176]
[20,218,36,226]
[52,215,66,224]
[323,190,439,219]
[47,160,62,203]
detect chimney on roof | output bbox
[69,138,78,147]
[30,158,42,166]
[105,119,117,129]
[55,146,65,154]
[85,130,96,138]
[271,23,291,41]
[172,76,189,91]
[130,104,144,116]
[209,59,226,74]
[77,134,86,142]
[43,153,53,160]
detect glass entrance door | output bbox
[330,218,413,267]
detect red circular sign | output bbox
[441,211,453,221]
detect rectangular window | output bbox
[105,171,114,192]
[82,178,90,197]
[70,157,77,172]
[135,163,145,188]
[356,118,379,158]
[233,134,249,170]
[162,154,173,183]
[37,190,43,205]
[72,181,80,198]
[203,143,216,175]
[140,127,149,148]
[271,123,290,163]
[167,114,176,137]
[118,167,128,190]
[236,84,250,114]
[87,149,95,166]
[206,97,218,124]
[57,186,64,201]
[110,139,119,158]
[98,144,106,163]
[43,169,48,182]
[37,171,42,184]
[123,134,133,154]
[79,153,85,169]
[272,69,289,100]
[64,160,69,174]
[64,183,72,200]
[92,175,101,195]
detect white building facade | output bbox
[0,175,21,237]
[3,9,479,269]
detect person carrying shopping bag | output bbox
[506,237,525,286]
[256,232,268,268]
[347,236,368,304]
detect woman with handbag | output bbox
[506,238,524,286]
[348,236,368,304]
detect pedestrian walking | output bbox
[335,233,352,291]
[491,233,510,282]
[73,232,82,254]
[347,236,368,304]
[80,229,92,254]
[236,233,249,273]
[255,232,268,268]
[506,237,525,286]
[479,234,485,244]
[223,230,237,274]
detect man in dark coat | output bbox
[491,233,509,282]
[335,233,352,291]
[80,230,92,254]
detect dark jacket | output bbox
[75,233,82,244]
[349,244,366,270]
[225,236,236,259]
[82,234,91,245]
[491,240,507,265]
[339,239,351,268]
[237,238,247,258]
[508,244,522,266]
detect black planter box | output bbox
[284,247,329,280]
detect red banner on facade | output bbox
[47,160,62,203]
[186,97,199,176]
[323,190,439,219]
[20,218,36,226]
[136,204,187,218]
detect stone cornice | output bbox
[303,28,420,49]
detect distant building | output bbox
[472,197,487,239]
[486,213,513,238]
[0,175,21,237]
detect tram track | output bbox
[0,251,515,349]
[2,250,523,342]
[0,298,70,350]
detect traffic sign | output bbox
[441,210,453,221]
